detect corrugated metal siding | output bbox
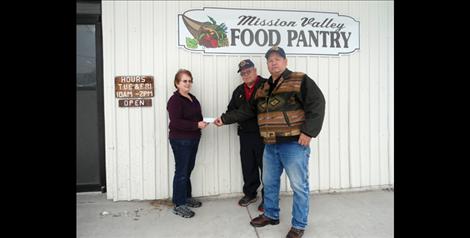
[102,0,394,201]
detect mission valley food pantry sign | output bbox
[178,7,359,56]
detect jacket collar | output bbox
[269,68,292,83]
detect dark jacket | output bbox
[221,69,325,143]
[226,76,267,135]
[167,91,203,139]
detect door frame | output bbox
[77,13,106,193]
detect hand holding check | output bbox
[214,117,224,127]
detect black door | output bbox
[76,13,105,192]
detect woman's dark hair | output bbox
[174,69,193,89]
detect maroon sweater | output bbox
[167,91,203,139]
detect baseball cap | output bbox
[237,59,255,73]
[265,45,286,59]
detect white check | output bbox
[203,117,215,123]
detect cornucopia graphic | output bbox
[182,15,229,48]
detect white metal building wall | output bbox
[102,0,394,201]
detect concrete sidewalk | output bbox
[77,189,393,238]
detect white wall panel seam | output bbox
[328,57,331,189]
[151,0,157,199]
[387,3,393,185]
[165,2,170,199]
[337,57,342,189]
[377,2,382,185]
[317,57,321,189]
[367,2,372,188]
[127,0,131,200]
[357,3,362,188]
[140,1,144,200]
[112,1,119,201]
[347,0,352,188]
[374,2,381,187]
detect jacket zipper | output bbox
[283,111,291,126]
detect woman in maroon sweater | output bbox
[167,69,208,218]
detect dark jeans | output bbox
[239,133,265,199]
[170,138,200,206]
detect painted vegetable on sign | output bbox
[182,15,229,49]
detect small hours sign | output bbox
[115,75,154,107]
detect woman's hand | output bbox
[198,121,209,129]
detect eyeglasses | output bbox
[240,69,252,76]
[181,80,193,83]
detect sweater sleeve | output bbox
[299,74,326,138]
[167,96,199,131]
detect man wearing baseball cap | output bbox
[216,46,326,238]
[225,59,267,212]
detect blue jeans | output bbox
[170,138,200,206]
[262,141,311,230]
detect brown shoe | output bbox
[250,214,280,227]
[286,227,304,238]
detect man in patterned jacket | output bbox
[215,45,325,238]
